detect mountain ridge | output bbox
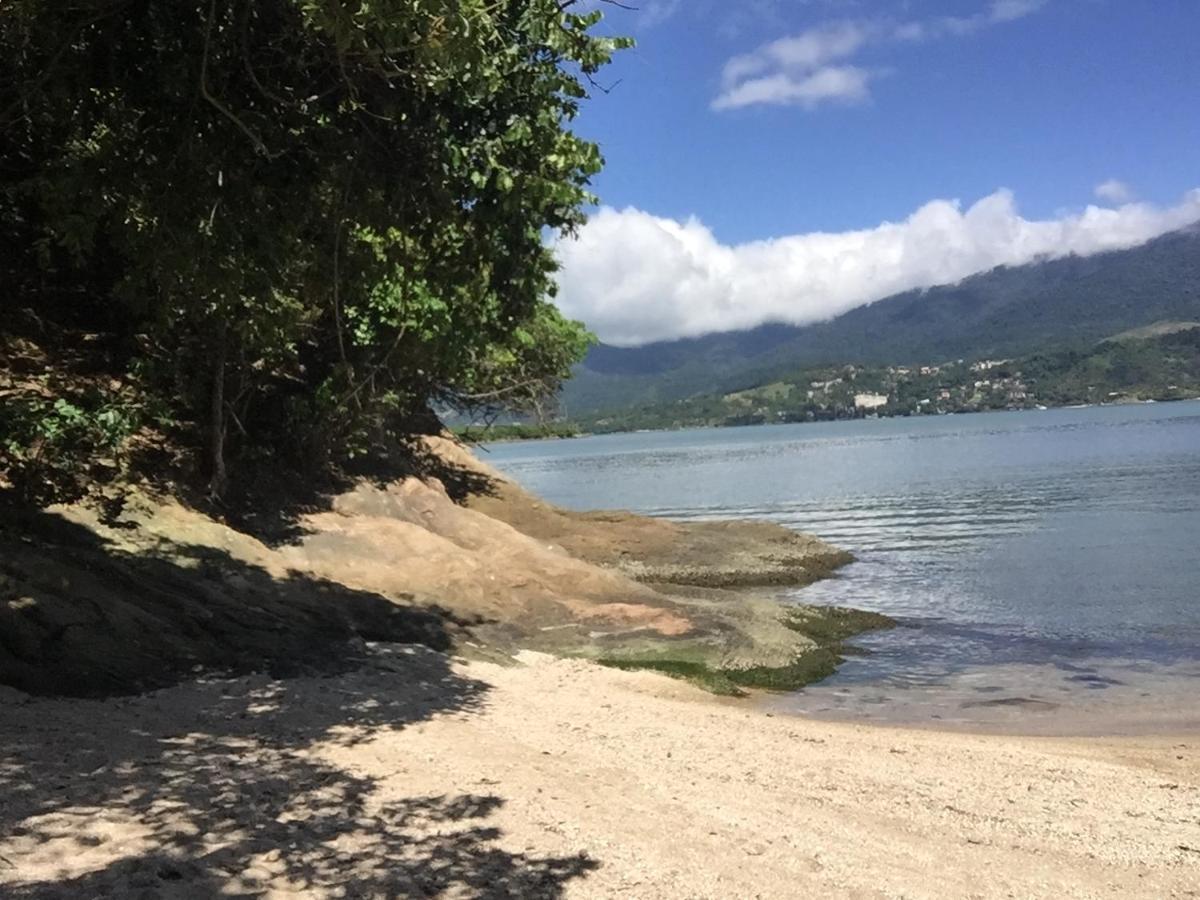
[563,225,1200,415]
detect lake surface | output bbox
[482,403,1200,734]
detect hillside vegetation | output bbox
[573,325,1200,432]
[564,226,1200,415]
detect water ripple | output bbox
[485,402,1200,725]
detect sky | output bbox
[550,0,1200,346]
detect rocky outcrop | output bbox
[0,507,453,697]
[0,438,863,697]
[435,435,854,587]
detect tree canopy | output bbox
[1,0,626,501]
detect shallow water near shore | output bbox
[482,401,1200,734]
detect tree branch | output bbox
[200,0,275,159]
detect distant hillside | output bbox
[1107,320,1200,343]
[563,225,1200,415]
[571,325,1200,434]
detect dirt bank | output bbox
[1,647,1195,898]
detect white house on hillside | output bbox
[854,393,889,410]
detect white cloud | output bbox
[892,21,927,41]
[1094,179,1135,204]
[990,0,1048,23]
[712,65,873,111]
[552,189,1200,346]
[722,20,870,83]
[714,1,1048,111]
[939,0,1047,34]
[714,20,878,110]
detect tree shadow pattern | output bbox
[0,509,599,896]
[0,505,482,697]
[1,646,597,897]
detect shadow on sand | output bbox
[0,508,598,897]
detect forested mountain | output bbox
[570,324,1200,433]
[563,225,1200,415]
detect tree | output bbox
[1,0,626,499]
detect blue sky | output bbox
[553,1,1200,344]
[577,0,1199,239]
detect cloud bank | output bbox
[714,1,1047,111]
[552,189,1200,346]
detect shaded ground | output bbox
[0,507,465,697]
[2,650,1196,898]
[0,647,598,898]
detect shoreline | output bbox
[5,433,1195,895]
[3,646,1196,898]
[482,395,1200,443]
[768,693,1200,740]
[0,434,871,699]
[762,632,1200,740]
[481,404,1200,738]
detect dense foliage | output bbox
[0,338,142,505]
[1,0,623,500]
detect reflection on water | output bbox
[483,403,1200,733]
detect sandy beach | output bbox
[2,645,1197,899]
[5,5,1200,898]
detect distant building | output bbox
[854,392,889,410]
[971,359,1007,372]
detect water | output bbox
[481,403,1200,733]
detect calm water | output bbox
[482,403,1200,733]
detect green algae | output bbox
[596,604,894,697]
[597,648,842,697]
[782,606,894,644]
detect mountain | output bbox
[563,225,1200,415]
[569,323,1200,433]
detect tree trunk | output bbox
[209,331,228,499]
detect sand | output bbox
[2,646,1197,899]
